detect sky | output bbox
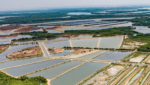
[0,0,150,11]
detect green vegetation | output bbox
[138,44,150,52]
[65,26,135,37]
[131,17,150,27]
[0,72,47,85]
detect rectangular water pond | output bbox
[27,61,83,79]
[71,35,92,39]
[51,62,107,85]
[94,51,132,61]
[80,51,106,59]
[4,59,66,77]
[44,40,70,48]
[0,44,38,62]
[0,57,47,70]
[72,38,99,48]
[99,36,123,49]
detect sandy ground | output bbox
[107,66,124,76]
[7,46,41,59]
[95,74,109,81]
[50,48,64,53]
[146,57,150,63]
[123,41,146,49]
[93,81,107,85]
[130,55,146,62]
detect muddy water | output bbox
[99,36,123,49]
[51,62,107,85]
[72,38,99,48]
[0,57,47,69]
[50,49,74,56]
[94,51,132,61]
[27,61,82,79]
[80,51,106,59]
[39,42,49,57]
[44,40,70,48]
[4,59,66,77]
[0,44,38,62]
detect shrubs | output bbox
[0,72,47,85]
[138,44,150,52]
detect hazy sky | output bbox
[0,0,150,11]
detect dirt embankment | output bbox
[70,49,95,54]
[0,34,18,38]
[0,25,23,31]
[7,46,42,59]
[0,45,9,53]
[14,27,41,32]
[49,48,64,54]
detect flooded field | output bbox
[32,29,43,32]
[72,38,99,48]
[68,12,92,15]
[99,36,123,49]
[39,42,49,57]
[134,26,150,34]
[0,35,33,41]
[49,37,69,41]
[59,26,90,31]
[0,41,12,45]
[94,51,132,61]
[106,22,132,27]
[80,51,106,59]
[27,61,82,79]
[51,62,107,85]
[14,40,45,44]
[0,57,47,69]
[47,30,62,33]
[50,49,74,56]
[0,44,38,62]
[44,40,70,48]
[71,35,92,39]
[4,59,66,77]
[85,27,113,30]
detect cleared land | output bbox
[110,65,134,85]
[14,27,41,32]
[0,25,23,31]
[0,34,18,38]
[0,45,9,53]
[129,55,146,63]
[7,46,42,59]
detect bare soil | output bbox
[70,49,95,54]
[7,46,42,59]
[0,45,9,53]
[0,34,18,38]
[130,55,146,63]
[14,27,41,32]
[49,48,64,53]
[0,25,23,31]
[107,66,124,76]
